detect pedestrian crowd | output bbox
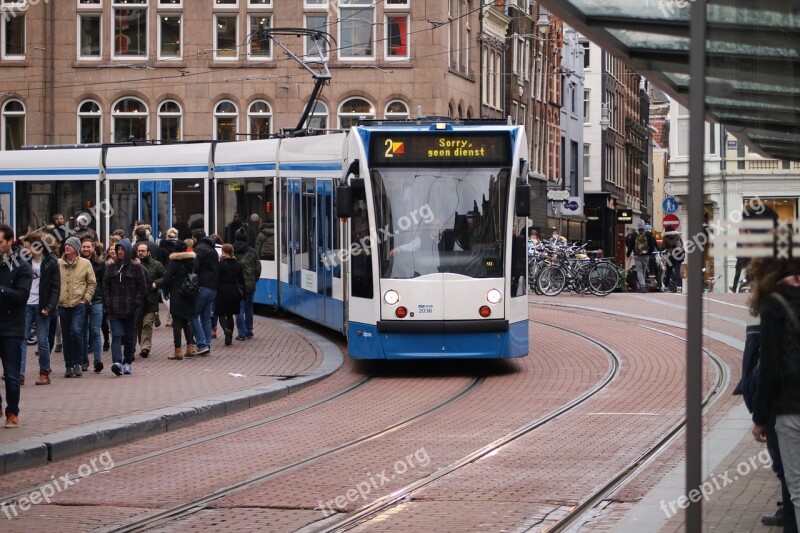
[0,213,263,429]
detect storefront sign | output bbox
[617,209,633,223]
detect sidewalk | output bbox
[0,306,343,475]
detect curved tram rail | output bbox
[305,318,727,532]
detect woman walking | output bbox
[161,241,196,359]
[215,244,244,346]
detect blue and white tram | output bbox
[337,121,530,358]
[0,120,529,359]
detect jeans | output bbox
[84,302,103,364]
[634,255,649,292]
[1,336,23,416]
[109,315,137,365]
[58,304,87,369]
[21,305,52,375]
[768,416,798,533]
[236,292,255,336]
[191,287,216,350]
[663,257,683,291]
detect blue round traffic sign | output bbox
[662,197,679,214]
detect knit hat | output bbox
[64,236,81,254]
[166,227,179,239]
[636,219,645,230]
[235,227,248,242]
[76,213,90,227]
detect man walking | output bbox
[58,236,96,378]
[0,225,32,428]
[80,237,105,372]
[20,232,61,385]
[233,228,261,340]
[632,221,658,293]
[103,239,146,376]
[190,229,219,356]
[135,242,164,358]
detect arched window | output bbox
[1,100,25,150]
[248,100,271,140]
[384,100,409,120]
[112,97,148,142]
[158,100,182,142]
[78,100,102,144]
[306,101,328,130]
[214,100,238,140]
[338,98,374,129]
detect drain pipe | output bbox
[49,0,55,144]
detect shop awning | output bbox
[542,0,800,160]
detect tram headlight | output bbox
[486,289,502,304]
[383,289,400,305]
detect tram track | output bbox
[98,375,485,533]
[301,315,728,533]
[301,319,621,532]
[0,376,372,507]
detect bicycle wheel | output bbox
[536,265,566,296]
[587,262,620,296]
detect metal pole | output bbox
[686,0,706,530]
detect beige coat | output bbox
[58,256,96,308]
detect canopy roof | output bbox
[543,0,800,160]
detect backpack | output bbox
[178,261,199,297]
[634,232,649,255]
[662,233,677,251]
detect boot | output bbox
[35,370,50,385]
[211,327,217,339]
[168,347,184,360]
[166,313,173,327]
[185,344,196,358]
[224,329,233,346]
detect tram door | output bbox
[283,179,303,314]
[0,182,13,231]
[139,181,171,240]
[317,180,334,324]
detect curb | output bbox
[0,317,344,475]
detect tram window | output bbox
[510,215,527,297]
[350,179,373,298]
[172,179,205,239]
[110,180,138,238]
[260,177,275,260]
[16,181,96,239]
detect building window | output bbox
[159,0,182,5]
[158,100,181,142]
[304,0,326,7]
[249,0,271,5]
[386,0,409,6]
[581,41,589,69]
[215,100,238,140]
[305,101,328,130]
[249,15,271,59]
[1,99,25,150]
[520,104,526,126]
[78,100,102,144]
[214,14,238,59]
[248,100,271,139]
[158,14,182,59]
[2,12,25,58]
[113,2,148,58]
[384,100,409,120]
[583,143,590,178]
[339,1,374,58]
[112,97,148,142]
[583,89,590,122]
[385,14,408,59]
[215,0,238,5]
[79,14,102,59]
[305,14,328,58]
[338,98,374,129]
[79,0,102,5]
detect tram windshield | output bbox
[372,167,510,279]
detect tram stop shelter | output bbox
[539,0,800,530]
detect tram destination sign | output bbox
[369,132,511,167]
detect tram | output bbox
[0,119,530,359]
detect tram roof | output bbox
[542,0,800,161]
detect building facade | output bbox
[1,1,484,148]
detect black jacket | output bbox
[194,237,220,290]
[162,251,196,319]
[753,284,800,426]
[87,256,105,305]
[158,238,180,267]
[0,250,33,337]
[30,253,62,315]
